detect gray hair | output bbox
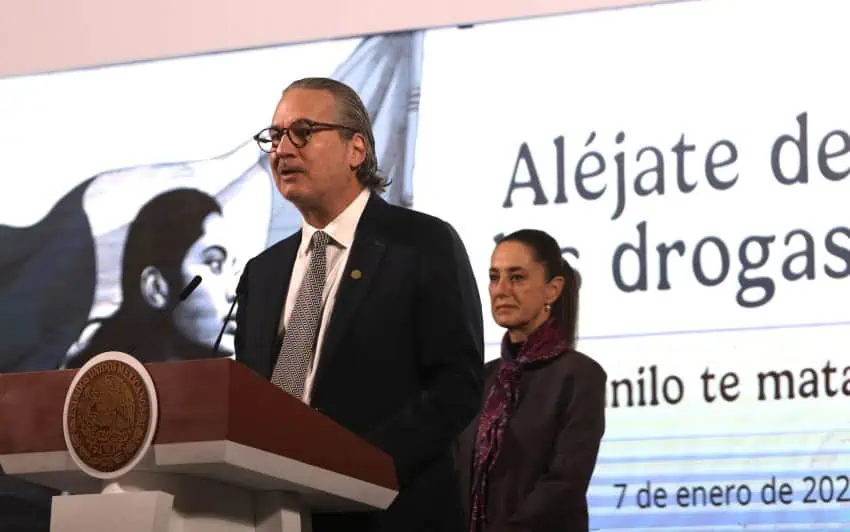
[284,77,389,193]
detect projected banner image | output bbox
[412,0,850,529]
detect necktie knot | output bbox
[312,230,330,251]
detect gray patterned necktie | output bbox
[271,230,330,399]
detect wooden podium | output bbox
[0,354,398,532]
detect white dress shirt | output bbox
[278,187,370,404]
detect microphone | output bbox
[210,276,242,357]
[123,275,203,363]
[66,275,204,368]
[179,275,203,301]
[137,275,202,354]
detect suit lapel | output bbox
[312,195,387,392]
[255,231,301,377]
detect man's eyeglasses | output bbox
[253,118,359,152]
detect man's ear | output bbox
[140,266,169,310]
[347,132,367,172]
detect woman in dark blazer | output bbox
[456,229,607,532]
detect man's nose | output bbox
[274,132,297,156]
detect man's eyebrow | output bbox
[271,117,313,128]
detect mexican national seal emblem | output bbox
[62,351,159,479]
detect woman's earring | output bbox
[544,303,552,312]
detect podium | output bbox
[0,354,399,532]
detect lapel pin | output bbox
[350,269,362,280]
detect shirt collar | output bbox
[299,187,371,255]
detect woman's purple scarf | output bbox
[469,317,568,531]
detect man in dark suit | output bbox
[234,77,484,532]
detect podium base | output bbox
[255,492,312,532]
[50,472,311,532]
[51,491,174,532]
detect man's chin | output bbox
[277,182,309,204]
